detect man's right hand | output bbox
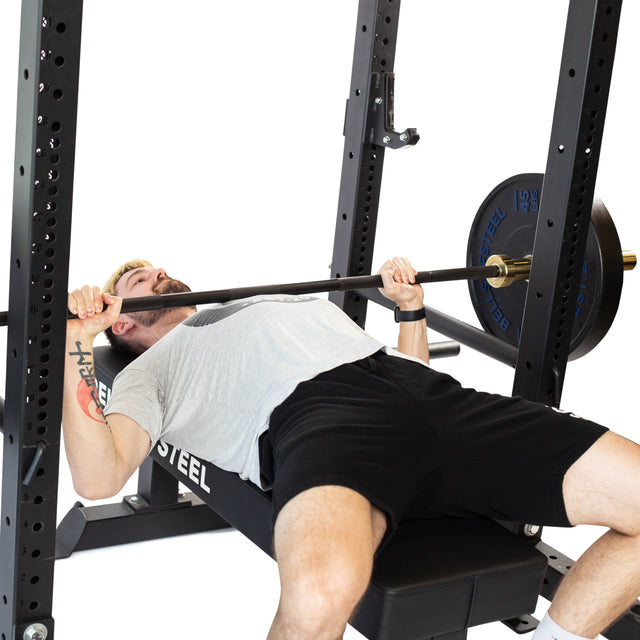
[67,285,122,339]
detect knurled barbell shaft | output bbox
[102,263,505,316]
[0,253,635,327]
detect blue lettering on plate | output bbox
[476,209,510,332]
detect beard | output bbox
[132,276,196,327]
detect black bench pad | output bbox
[353,517,546,639]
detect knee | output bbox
[613,518,640,540]
[563,431,640,535]
[278,563,370,639]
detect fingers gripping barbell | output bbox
[0,174,635,360]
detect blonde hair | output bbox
[103,258,153,296]
[103,259,153,354]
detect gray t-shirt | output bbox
[104,294,401,487]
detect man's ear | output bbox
[111,317,135,336]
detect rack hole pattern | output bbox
[2,5,80,632]
[541,2,620,399]
[338,0,402,325]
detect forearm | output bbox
[63,333,121,498]
[397,315,429,364]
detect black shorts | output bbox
[262,351,607,549]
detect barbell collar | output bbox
[485,255,532,289]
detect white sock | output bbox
[532,612,597,640]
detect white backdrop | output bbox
[0,1,638,638]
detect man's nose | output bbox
[153,268,168,282]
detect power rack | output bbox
[1,1,639,639]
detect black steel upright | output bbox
[329,0,418,326]
[0,2,84,639]
[513,0,622,404]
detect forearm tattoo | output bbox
[69,341,108,426]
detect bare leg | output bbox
[267,485,387,640]
[549,432,640,637]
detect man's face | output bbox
[115,266,193,327]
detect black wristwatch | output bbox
[394,306,426,323]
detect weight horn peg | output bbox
[485,255,532,289]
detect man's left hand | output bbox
[377,257,424,310]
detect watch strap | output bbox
[394,306,426,323]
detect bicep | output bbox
[106,412,152,485]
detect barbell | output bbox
[0,249,634,333]
[0,256,561,328]
[0,174,635,361]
